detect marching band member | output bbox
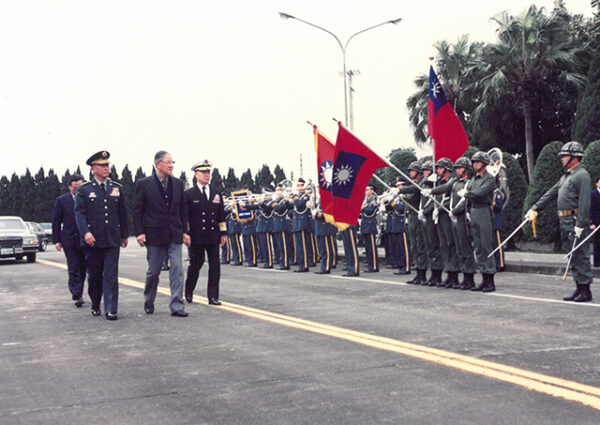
[221,195,231,264]
[391,180,411,275]
[314,202,333,274]
[272,184,291,270]
[245,192,275,269]
[226,200,243,265]
[290,178,311,272]
[360,184,379,273]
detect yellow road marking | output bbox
[38,258,600,410]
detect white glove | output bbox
[457,188,466,197]
[466,212,471,223]
[422,188,432,197]
[418,210,425,222]
[432,208,439,221]
[574,226,584,239]
[449,212,457,223]
[525,209,537,221]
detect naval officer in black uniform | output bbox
[75,151,129,320]
[184,160,227,305]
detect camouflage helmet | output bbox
[421,160,434,171]
[454,156,472,169]
[558,141,584,158]
[435,157,454,171]
[471,151,491,165]
[408,161,422,172]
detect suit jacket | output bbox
[185,184,226,245]
[51,192,82,248]
[133,175,187,246]
[75,179,129,248]
[591,189,600,226]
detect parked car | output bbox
[40,222,53,239]
[25,221,49,251]
[0,216,38,263]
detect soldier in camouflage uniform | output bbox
[526,141,593,302]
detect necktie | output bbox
[100,182,106,195]
[162,178,168,192]
[202,186,207,199]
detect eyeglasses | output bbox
[161,160,175,165]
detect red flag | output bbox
[427,66,469,162]
[331,123,389,225]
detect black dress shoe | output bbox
[105,312,118,321]
[245,264,257,267]
[171,310,189,317]
[208,298,222,306]
[294,268,308,273]
[91,307,101,316]
[314,270,330,274]
[394,270,411,275]
[343,272,359,277]
[262,265,273,269]
[185,294,193,303]
[144,305,154,314]
[74,298,84,308]
[364,270,379,273]
[232,262,243,266]
[278,266,290,270]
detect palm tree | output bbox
[406,35,481,145]
[468,5,585,180]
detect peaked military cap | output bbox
[192,160,212,172]
[86,150,110,166]
[297,177,306,184]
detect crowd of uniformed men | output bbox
[52,143,595,320]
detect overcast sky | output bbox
[0,0,595,182]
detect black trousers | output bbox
[185,243,220,300]
[63,246,87,300]
[85,246,120,314]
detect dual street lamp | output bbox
[279,12,402,129]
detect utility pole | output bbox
[347,69,360,130]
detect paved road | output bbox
[1,243,600,424]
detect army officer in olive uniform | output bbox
[184,160,227,305]
[75,151,129,320]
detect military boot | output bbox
[406,273,419,284]
[563,284,581,301]
[441,272,451,287]
[471,273,487,291]
[460,273,474,290]
[482,273,496,292]
[428,270,442,286]
[448,271,460,289]
[573,284,592,302]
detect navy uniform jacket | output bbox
[184,184,226,245]
[291,194,311,232]
[590,189,600,226]
[314,210,329,237]
[272,198,290,232]
[360,198,378,234]
[390,199,406,233]
[245,200,274,233]
[226,206,242,234]
[133,175,187,246]
[492,189,505,231]
[75,179,129,248]
[241,219,256,235]
[52,192,82,248]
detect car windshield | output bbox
[40,223,52,230]
[0,218,27,230]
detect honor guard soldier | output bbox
[314,203,334,274]
[427,157,460,287]
[360,184,379,272]
[75,151,129,320]
[390,180,411,275]
[449,157,477,289]
[272,185,291,270]
[245,193,275,269]
[399,162,428,284]
[458,151,497,292]
[419,160,443,286]
[52,174,87,308]
[290,178,311,272]
[526,141,593,302]
[184,160,227,305]
[226,201,243,265]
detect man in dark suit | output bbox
[133,151,189,317]
[52,174,86,307]
[590,177,600,267]
[184,160,227,305]
[75,151,129,320]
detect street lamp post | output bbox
[279,12,401,129]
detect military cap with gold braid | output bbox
[191,160,212,172]
[86,150,110,166]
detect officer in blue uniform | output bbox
[245,194,275,269]
[272,185,291,270]
[341,224,360,276]
[391,180,411,275]
[75,151,129,320]
[226,202,243,265]
[290,178,311,272]
[360,184,379,273]
[314,203,333,274]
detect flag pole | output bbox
[372,173,419,214]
